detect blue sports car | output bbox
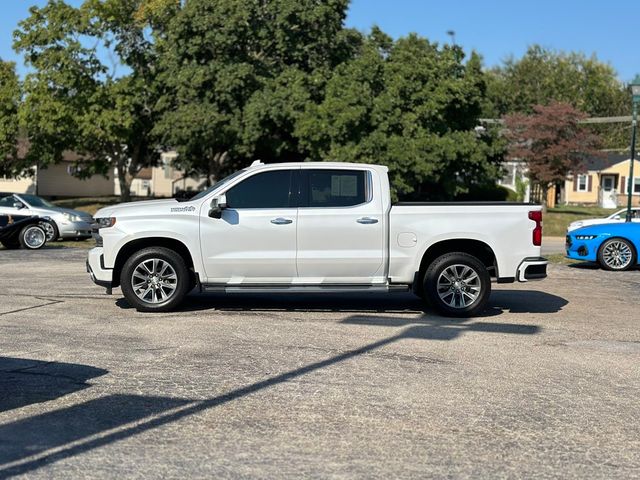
[566,221,640,271]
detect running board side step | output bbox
[201,284,410,294]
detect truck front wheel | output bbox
[423,252,491,318]
[120,247,191,312]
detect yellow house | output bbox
[563,153,640,208]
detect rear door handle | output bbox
[357,217,379,224]
[270,217,293,225]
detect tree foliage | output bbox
[13,0,178,201]
[0,60,21,175]
[297,31,504,200]
[484,45,629,148]
[504,102,601,208]
[153,0,360,183]
[10,2,629,203]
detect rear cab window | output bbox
[302,169,368,208]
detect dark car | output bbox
[0,214,48,250]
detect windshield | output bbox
[17,194,56,208]
[189,169,247,201]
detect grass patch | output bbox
[52,239,95,249]
[544,205,617,237]
[546,253,581,265]
[52,196,122,216]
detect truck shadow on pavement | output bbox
[0,317,541,477]
[117,290,568,316]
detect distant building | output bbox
[561,153,640,208]
[1,142,207,198]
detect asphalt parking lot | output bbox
[1,248,639,479]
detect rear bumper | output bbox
[516,257,548,282]
[87,247,113,288]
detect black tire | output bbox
[423,252,491,318]
[597,237,636,271]
[1,239,20,249]
[120,247,190,312]
[19,225,47,250]
[39,220,59,242]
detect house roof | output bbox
[583,152,629,172]
[135,168,153,180]
[16,138,87,163]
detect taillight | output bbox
[529,210,542,246]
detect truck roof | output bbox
[246,161,389,173]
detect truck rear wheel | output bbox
[120,247,190,312]
[423,252,490,318]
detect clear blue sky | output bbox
[2,0,638,82]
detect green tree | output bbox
[484,45,628,148]
[296,31,504,200]
[504,102,601,211]
[0,60,21,175]
[14,0,178,201]
[154,0,359,183]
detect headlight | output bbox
[96,217,116,229]
[62,212,84,222]
[575,235,597,240]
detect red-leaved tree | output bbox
[504,102,601,210]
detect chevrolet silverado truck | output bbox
[87,162,547,317]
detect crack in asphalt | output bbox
[0,299,65,317]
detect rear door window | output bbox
[303,170,367,208]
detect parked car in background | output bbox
[0,214,48,249]
[0,193,94,242]
[567,207,640,232]
[566,222,640,271]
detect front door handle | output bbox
[270,217,293,225]
[357,217,379,224]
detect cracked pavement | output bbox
[0,248,639,479]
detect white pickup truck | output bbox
[87,161,547,317]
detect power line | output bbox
[479,116,633,125]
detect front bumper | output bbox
[87,247,113,288]
[565,234,599,262]
[59,220,94,239]
[516,257,548,282]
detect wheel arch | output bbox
[112,237,196,288]
[414,239,497,296]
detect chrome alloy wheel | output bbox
[602,240,633,270]
[131,258,178,304]
[436,264,482,309]
[24,226,46,249]
[40,222,56,242]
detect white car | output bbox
[567,208,640,232]
[87,161,547,317]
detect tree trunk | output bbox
[116,156,132,203]
[206,151,229,186]
[540,184,549,214]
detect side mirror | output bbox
[208,194,227,219]
[613,215,621,220]
[13,202,24,209]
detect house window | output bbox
[624,177,640,194]
[577,174,588,192]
